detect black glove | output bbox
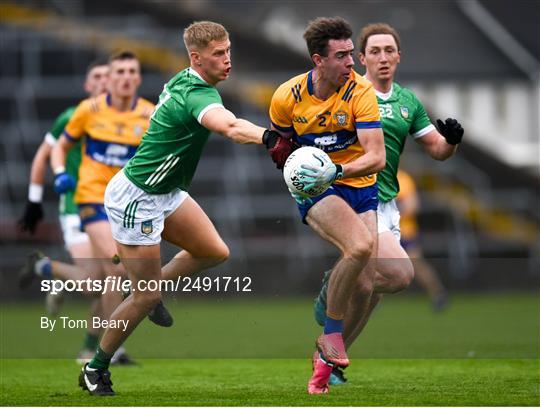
[262,129,298,170]
[18,201,44,234]
[262,129,284,150]
[436,118,464,145]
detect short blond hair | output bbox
[183,21,229,51]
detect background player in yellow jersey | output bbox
[268,17,385,394]
[49,51,170,354]
[397,169,448,311]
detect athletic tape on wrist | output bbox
[54,166,66,175]
[28,183,44,203]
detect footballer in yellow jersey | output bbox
[64,93,153,205]
[269,18,386,394]
[270,69,382,224]
[270,69,381,189]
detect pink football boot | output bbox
[308,351,332,394]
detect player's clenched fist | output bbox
[18,201,44,234]
[54,172,76,194]
[436,118,464,145]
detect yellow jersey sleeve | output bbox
[63,99,93,141]
[352,81,381,129]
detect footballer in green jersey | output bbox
[94,21,284,396]
[312,23,464,387]
[124,67,224,194]
[375,82,435,203]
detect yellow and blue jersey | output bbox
[63,93,154,204]
[270,70,381,188]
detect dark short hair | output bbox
[357,23,401,54]
[86,57,108,74]
[303,17,352,57]
[108,50,139,64]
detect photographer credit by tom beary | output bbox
[41,315,129,332]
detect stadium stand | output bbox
[1,0,538,300]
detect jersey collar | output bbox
[375,83,394,101]
[105,93,139,111]
[308,70,342,99]
[187,67,208,84]
[362,74,395,101]
[307,70,314,95]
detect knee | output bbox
[387,260,414,293]
[210,242,230,264]
[345,237,374,263]
[398,260,414,291]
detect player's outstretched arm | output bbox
[50,135,76,194]
[341,128,386,178]
[417,118,464,161]
[202,107,295,169]
[201,107,266,144]
[18,141,52,233]
[50,134,74,170]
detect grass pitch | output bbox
[1,293,539,405]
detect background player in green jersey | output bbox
[79,21,283,396]
[18,60,112,363]
[312,23,464,385]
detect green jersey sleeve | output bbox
[409,92,435,138]
[186,85,223,124]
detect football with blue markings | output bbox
[283,146,334,197]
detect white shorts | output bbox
[59,214,89,249]
[377,199,401,242]
[104,170,189,246]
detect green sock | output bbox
[82,332,99,350]
[88,346,113,370]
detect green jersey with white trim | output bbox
[46,106,81,215]
[376,82,434,203]
[124,68,223,194]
